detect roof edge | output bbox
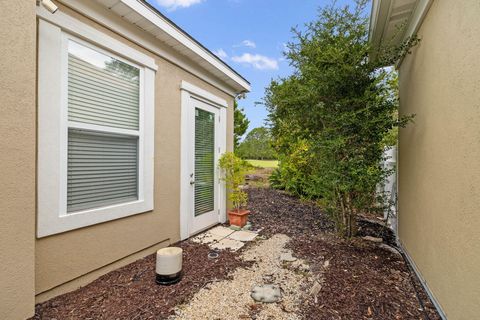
[139,0,250,89]
[57,0,250,94]
[369,0,434,66]
[402,0,434,46]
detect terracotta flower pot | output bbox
[228,209,250,228]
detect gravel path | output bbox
[172,234,318,320]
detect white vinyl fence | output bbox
[380,146,397,234]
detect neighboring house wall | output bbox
[35,4,234,302]
[398,1,480,319]
[0,1,37,319]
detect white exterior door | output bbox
[180,82,227,239]
[190,99,220,234]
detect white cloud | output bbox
[214,49,228,60]
[241,40,256,48]
[231,53,279,70]
[154,0,203,10]
[233,40,257,49]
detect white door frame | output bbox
[180,81,227,240]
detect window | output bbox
[67,40,141,213]
[38,18,156,237]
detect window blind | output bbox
[67,129,138,213]
[67,42,140,131]
[194,108,215,216]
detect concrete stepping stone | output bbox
[191,232,224,244]
[251,284,282,303]
[210,238,245,251]
[209,226,235,237]
[228,230,258,242]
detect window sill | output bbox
[37,199,153,238]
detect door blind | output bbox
[194,108,215,216]
[67,129,138,213]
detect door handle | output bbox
[189,173,195,185]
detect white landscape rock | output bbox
[362,235,383,243]
[310,281,322,296]
[251,284,282,303]
[279,251,297,262]
[379,243,402,256]
[323,260,330,269]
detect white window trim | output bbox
[180,81,228,108]
[37,19,156,237]
[36,5,158,72]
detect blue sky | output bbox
[147,0,358,135]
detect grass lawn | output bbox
[246,159,279,168]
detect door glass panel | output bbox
[194,108,215,216]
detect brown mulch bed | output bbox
[247,187,335,237]
[292,236,440,319]
[32,241,251,320]
[247,187,441,320]
[33,187,441,320]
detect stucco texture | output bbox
[0,1,37,319]
[398,1,480,319]
[35,4,234,299]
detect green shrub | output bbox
[264,0,416,237]
[218,152,250,211]
[268,168,284,190]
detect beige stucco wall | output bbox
[35,4,235,299]
[398,1,480,319]
[0,1,37,319]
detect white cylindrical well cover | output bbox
[156,247,183,275]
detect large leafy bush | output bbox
[265,0,416,237]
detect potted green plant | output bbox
[218,152,250,227]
